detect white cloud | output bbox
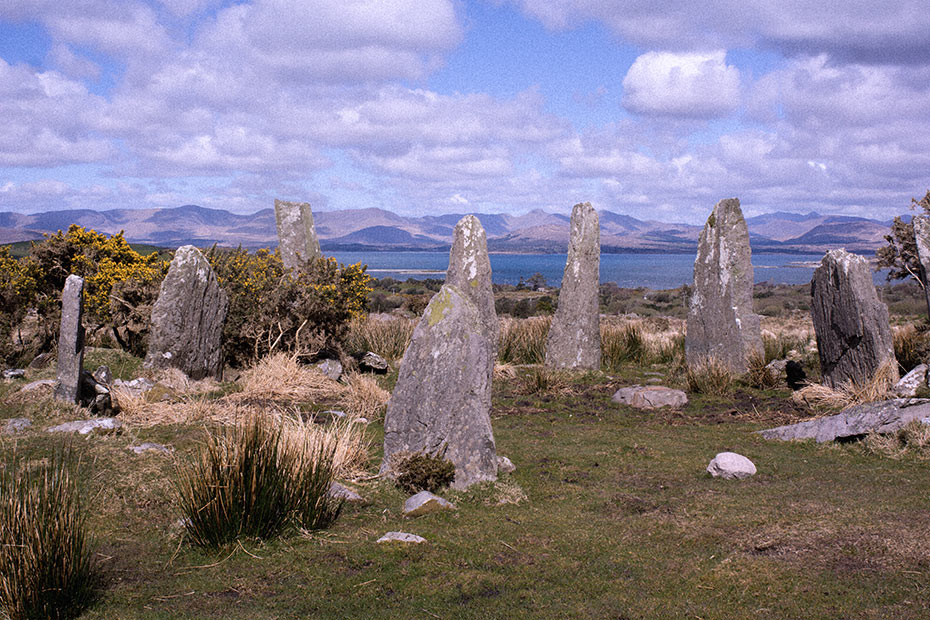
[622,51,741,118]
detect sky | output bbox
[1,0,929,224]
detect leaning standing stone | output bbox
[144,246,228,380]
[54,274,85,403]
[445,215,498,354]
[913,215,930,319]
[381,285,497,489]
[811,249,896,388]
[686,198,762,374]
[274,199,321,270]
[545,202,601,370]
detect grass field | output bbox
[2,324,929,619]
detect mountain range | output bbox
[0,205,893,254]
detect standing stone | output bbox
[54,274,85,403]
[381,285,497,489]
[686,198,762,374]
[274,199,321,270]
[445,215,498,354]
[545,202,601,369]
[811,249,896,388]
[144,246,228,380]
[913,215,930,319]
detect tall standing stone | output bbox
[686,198,762,373]
[144,246,228,380]
[545,202,601,369]
[913,215,930,319]
[445,215,498,355]
[811,249,896,388]
[275,199,321,270]
[381,285,497,489]
[54,275,85,403]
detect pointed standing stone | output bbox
[811,249,896,388]
[445,215,498,355]
[913,215,930,319]
[54,274,85,403]
[686,198,762,374]
[144,246,228,380]
[381,285,497,490]
[544,202,601,369]
[274,199,321,270]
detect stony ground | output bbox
[3,342,930,619]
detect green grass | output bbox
[2,352,930,618]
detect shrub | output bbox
[390,450,456,494]
[0,247,39,365]
[0,450,102,620]
[207,247,372,368]
[175,416,343,548]
[498,317,550,364]
[686,357,735,396]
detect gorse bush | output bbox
[390,450,456,494]
[0,450,102,620]
[175,416,343,548]
[207,247,372,368]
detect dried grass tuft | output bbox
[498,317,550,364]
[863,420,930,460]
[686,356,735,396]
[345,316,416,361]
[792,359,898,409]
[338,372,389,421]
[237,353,341,404]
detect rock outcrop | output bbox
[810,249,895,388]
[274,199,321,270]
[686,198,762,373]
[545,202,601,369]
[760,399,930,443]
[144,245,228,380]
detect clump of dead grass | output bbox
[862,420,930,460]
[339,372,390,421]
[791,359,898,410]
[744,350,778,389]
[686,356,735,396]
[345,316,416,361]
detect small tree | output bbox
[876,191,930,317]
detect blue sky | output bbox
[1,0,928,224]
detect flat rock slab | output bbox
[329,482,365,503]
[4,418,31,434]
[893,364,928,397]
[612,385,688,410]
[128,442,173,455]
[403,491,455,517]
[2,369,25,380]
[19,379,56,392]
[48,418,121,435]
[759,399,930,443]
[316,359,343,381]
[707,452,756,479]
[377,531,426,545]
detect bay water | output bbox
[328,251,888,289]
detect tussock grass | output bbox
[339,372,390,422]
[893,323,930,373]
[601,317,685,368]
[601,322,647,368]
[792,359,899,409]
[0,450,102,620]
[686,356,735,396]
[863,420,930,459]
[174,415,344,549]
[498,316,550,364]
[345,316,416,361]
[744,350,778,389]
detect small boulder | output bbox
[612,385,688,410]
[316,359,343,381]
[329,482,365,503]
[497,455,516,475]
[93,365,113,386]
[707,452,756,479]
[4,418,31,434]
[786,360,807,390]
[128,442,173,455]
[112,377,156,398]
[893,364,928,398]
[2,369,25,380]
[19,379,56,393]
[48,417,122,435]
[403,491,455,517]
[377,531,426,545]
[359,352,388,374]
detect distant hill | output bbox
[0,205,894,254]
